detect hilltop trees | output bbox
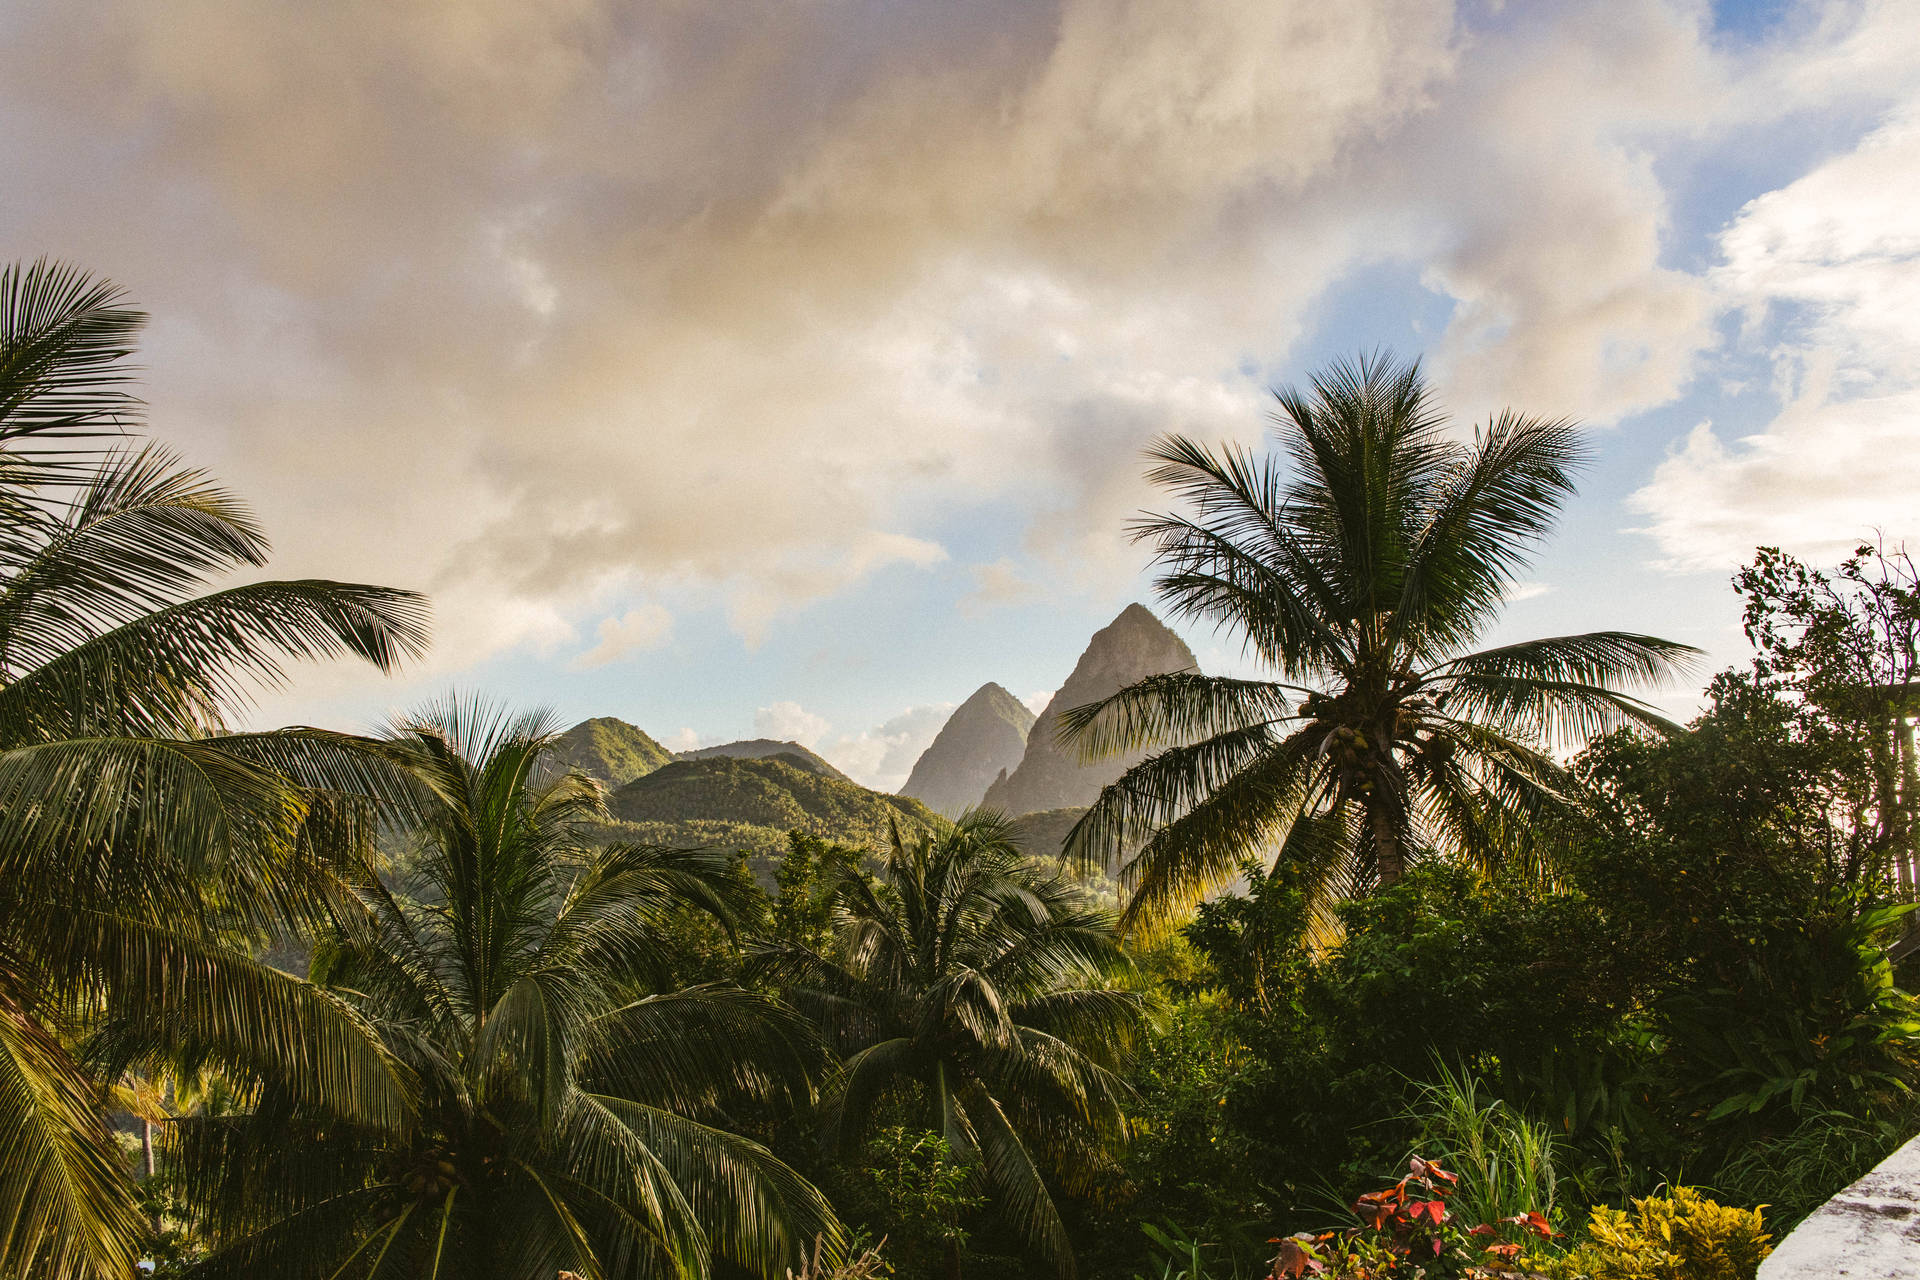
[1062,354,1697,926]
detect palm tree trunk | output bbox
[141,1118,160,1235]
[1369,796,1404,886]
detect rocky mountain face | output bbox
[675,739,852,783]
[543,717,671,788]
[980,603,1197,818]
[899,683,1036,817]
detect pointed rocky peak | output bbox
[900,682,1037,818]
[980,604,1198,818]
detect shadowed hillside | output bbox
[592,755,936,861]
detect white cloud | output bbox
[819,703,957,792]
[4,0,1915,726]
[1023,690,1055,717]
[1632,105,1920,570]
[570,603,673,669]
[753,701,830,748]
[662,727,704,754]
[959,558,1040,616]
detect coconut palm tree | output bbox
[168,700,841,1280]
[763,811,1141,1279]
[1061,353,1698,928]
[0,260,432,1279]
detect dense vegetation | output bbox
[594,754,939,865]
[4,264,1915,1280]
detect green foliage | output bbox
[841,1127,984,1277]
[772,832,869,952]
[598,755,937,863]
[1530,1189,1770,1280]
[1711,1102,1920,1231]
[1571,674,1920,1169]
[1133,1220,1233,1280]
[1103,996,1269,1274]
[1735,542,1920,886]
[765,810,1143,1277]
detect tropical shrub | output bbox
[836,1127,983,1278]
[1406,1065,1561,1233]
[1269,1156,1554,1280]
[1529,1189,1770,1280]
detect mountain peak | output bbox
[542,717,670,787]
[900,682,1036,817]
[980,604,1197,820]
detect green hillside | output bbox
[675,738,852,782]
[591,755,938,861]
[542,716,672,787]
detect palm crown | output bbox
[764,811,1141,1277]
[1063,354,1698,927]
[169,700,841,1280]
[0,261,431,1280]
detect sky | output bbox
[3,0,1917,791]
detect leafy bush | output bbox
[1530,1189,1770,1280]
[1269,1156,1554,1280]
[1407,1064,1561,1231]
[837,1128,984,1277]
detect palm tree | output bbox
[168,699,841,1280]
[1061,353,1698,928]
[0,260,432,1279]
[764,811,1141,1279]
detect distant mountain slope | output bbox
[981,603,1198,817]
[900,683,1035,817]
[1007,806,1087,860]
[676,738,852,783]
[597,755,935,861]
[542,717,671,787]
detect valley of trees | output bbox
[4,262,1916,1280]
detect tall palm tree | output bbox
[168,700,841,1280]
[764,811,1141,1279]
[0,260,432,1279]
[1061,353,1698,928]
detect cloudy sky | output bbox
[4,0,1916,790]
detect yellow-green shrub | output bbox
[1531,1189,1771,1280]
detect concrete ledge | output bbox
[1758,1133,1920,1279]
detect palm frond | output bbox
[0,988,142,1280]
